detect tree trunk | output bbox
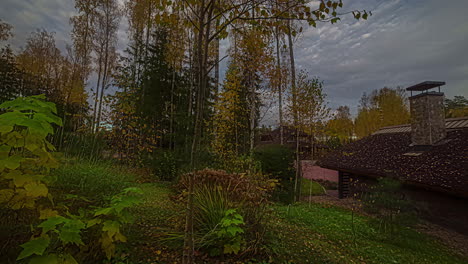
[96,37,109,133]
[275,0,284,145]
[186,3,209,263]
[288,18,300,201]
[189,0,207,169]
[276,24,284,145]
[294,128,301,202]
[140,0,153,107]
[170,68,176,150]
[92,47,103,133]
[249,77,256,152]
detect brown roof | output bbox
[373,117,468,135]
[318,127,468,198]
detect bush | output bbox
[60,132,108,161]
[0,95,140,263]
[362,177,417,237]
[216,154,262,175]
[253,145,295,203]
[147,150,179,181]
[176,169,275,258]
[178,169,273,208]
[51,160,136,205]
[301,179,325,196]
[192,186,245,256]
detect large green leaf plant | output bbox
[0,95,141,263]
[0,94,61,210]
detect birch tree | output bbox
[93,0,121,132]
[288,71,329,201]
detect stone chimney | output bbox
[406,81,446,146]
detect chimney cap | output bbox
[406,81,445,92]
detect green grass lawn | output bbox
[126,182,185,263]
[12,161,461,264]
[269,203,466,264]
[129,180,466,264]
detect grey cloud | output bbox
[1,0,467,120]
[295,0,468,115]
[1,0,75,51]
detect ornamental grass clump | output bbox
[177,169,275,258]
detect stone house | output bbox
[318,81,468,234]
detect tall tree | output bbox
[288,71,329,200]
[0,19,13,42]
[93,0,121,132]
[445,96,468,118]
[355,87,410,138]
[212,63,249,164]
[70,0,96,89]
[327,106,354,143]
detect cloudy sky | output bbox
[1,0,467,125]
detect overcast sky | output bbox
[1,0,467,125]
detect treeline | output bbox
[1,1,372,168]
[326,87,468,143]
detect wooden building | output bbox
[318,81,468,234]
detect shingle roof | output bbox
[373,117,468,135]
[318,127,468,198]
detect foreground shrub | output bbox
[362,177,417,237]
[301,179,326,196]
[0,95,140,263]
[0,95,62,262]
[178,169,273,208]
[51,160,136,205]
[18,187,142,263]
[253,144,295,203]
[176,169,275,258]
[60,132,108,161]
[147,149,179,181]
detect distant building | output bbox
[257,125,330,160]
[318,81,468,234]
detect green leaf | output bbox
[87,218,101,228]
[224,243,241,254]
[112,196,141,213]
[94,207,113,216]
[34,112,62,126]
[4,155,22,170]
[225,209,236,215]
[0,145,11,158]
[29,254,59,264]
[18,119,51,136]
[0,125,13,133]
[39,209,59,220]
[24,183,48,197]
[0,189,15,203]
[38,216,67,233]
[0,111,28,126]
[122,187,143,195]
[59,219,85,245]
[226,226,244,236]
[102,220,120,238]
[62,254,78,264]
[13,173,34,187]
[17,237,50,260]
[30,94,46,100]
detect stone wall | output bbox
[409,92,446,145]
